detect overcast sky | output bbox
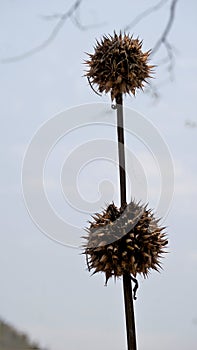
[0,1,197,350]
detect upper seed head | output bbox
[85,32,154,100]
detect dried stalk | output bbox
[115,93,137,350]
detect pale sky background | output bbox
[0,1,197,350]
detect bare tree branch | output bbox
[41,7,105,31]
[151,0,179,55]
[123,0,168,32]
[149,0,179,97]
[1,0,179,94]
[70,8,106,31]
[163,40,175,78]
[39,13,67,21]
[125,0,178,99]
[124,0,179,71]
[1,0,83,63]
[122,0,179,99]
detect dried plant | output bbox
[85,32,154,100]
[83,31,167,350]
[84,201,167,285]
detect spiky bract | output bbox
[83,201,167,284]
[85,32,153,100]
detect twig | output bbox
[151,0,179,55]
[1,0,179,70]
[123,0,179,99]
[71,6,106,31]
[39,13,66,21]
[1,0,83,63]
[124,0,168,31]
[151,0,178,85]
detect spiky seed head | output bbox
[83,201,168,285]
[85,32,154,100]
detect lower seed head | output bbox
[83,201,168,284]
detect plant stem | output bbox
[115,93,137,350]
[123,273,137,350]
[116,94,126,206]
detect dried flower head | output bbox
[85,32,154,100]
[83,201,167,285]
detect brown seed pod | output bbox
[83,201,168,285]
[85,32,154,100]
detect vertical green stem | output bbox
[115,93,137,350]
